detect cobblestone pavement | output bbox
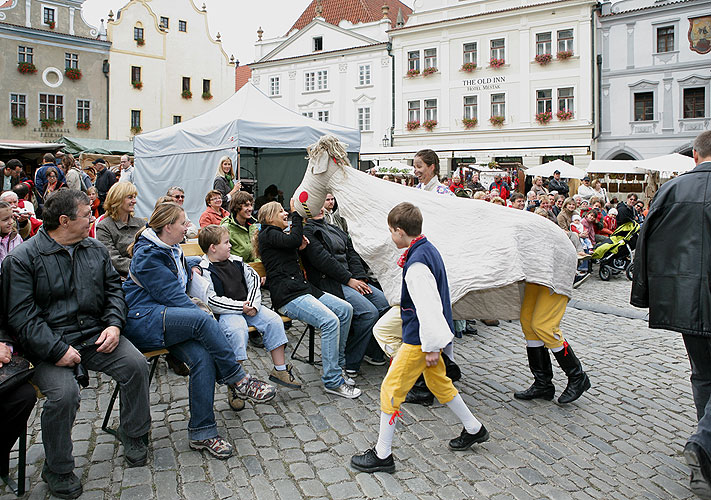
[2,273,699,499]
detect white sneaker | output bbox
[325,383,362,399]
[342,370,356,386]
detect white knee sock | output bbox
[526,339,545,348]
[551,345,564,353]
[375,411,397,459]
[446,394,482,435]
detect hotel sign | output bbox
[463,76,506,91]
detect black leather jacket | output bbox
[631,161,711,336]
[1,228,126,363]
[548,178,569,196]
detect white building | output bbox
[596,0,711,160]
[105,0,235,141]
[249,0,411,152]
[372,0,597,175]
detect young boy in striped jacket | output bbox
[197,225,302,411]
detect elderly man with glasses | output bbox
[166,186,198,238]
[118,155,134,184]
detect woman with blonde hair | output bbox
[95,182,142,277]
[122,202,276,459]
[531,176,548,197]
[213,156,242,206]
[254,201,358,399]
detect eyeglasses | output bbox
[173,195,185,199]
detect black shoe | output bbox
[685,442,711,499]
[573,272,591,289]
[41,462,82,499]
[449,425,490,451]
[465,320,478,335]
[553,343,591,404]
[248,330,264,348]
[514,346,555,401]
[165,353,189,376]
[350,448,395,473]
[404,375,434,406]
[118,428,149,467]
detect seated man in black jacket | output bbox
[1,189,150,500]
[301,208,390,376]
[548,170,569,197]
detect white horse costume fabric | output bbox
[293,136,577,321]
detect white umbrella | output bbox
[525,159,586,179]
[587,160,647,174]
[638,153,695,173]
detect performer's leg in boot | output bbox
[552,342,590,404]
[514,342,554,400]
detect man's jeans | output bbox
[164,307,248,441]
[341,284,389,371]
[683,334,711,455]
[32,337,151,474]
[280,293,352,389]
[219,307,288,362]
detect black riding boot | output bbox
[514,346,555,400]
[552,343,591,404]
[404,375,434,406]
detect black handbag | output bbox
[0,355,35,395]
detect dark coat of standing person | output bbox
[1,189,151,499]
[35,153,67,202]
[631,130,711,499]
[548,170,569,197]
[93,158,117,211]
[213,156,242,207]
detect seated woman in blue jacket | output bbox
[122,202,276,460]
[254,201,358,399]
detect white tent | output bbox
[586,160,647,175]
[524,159,586,179]
[638,153,695,173]
[133,84,360,220]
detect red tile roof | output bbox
[234,65,252,92]
[288,0,411,34]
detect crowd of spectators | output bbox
[0,147,657,498]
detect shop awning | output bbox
[0,140,63,151]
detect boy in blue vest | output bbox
[350,202,489,473]
[197,225,302,411]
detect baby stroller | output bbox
[590,221,640,281]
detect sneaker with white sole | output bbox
[189,436,233,459]
[325,382,362,399]
[363,355,387,366]
[230,375,276,403]
[342,370,356,386]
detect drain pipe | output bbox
[103,59,110,139]
[387,41,395,147]
[591,3,602,141]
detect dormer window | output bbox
[313,36,323,52]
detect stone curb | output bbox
[568,298,650,321]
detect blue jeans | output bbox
[219,307,288,362]
[280,293,352,389]
[163,307,247,441]
[341,284,389,371]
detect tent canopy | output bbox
[59,137,134,155]
[524,159,586,179]
[588,153,694,175]
[133,84,360,220]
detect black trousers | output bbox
[683,334,711,454]
[0,383,36,466]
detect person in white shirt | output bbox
[577,176,596,202]
[118,155,134,184]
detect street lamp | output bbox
[382,134,389,148]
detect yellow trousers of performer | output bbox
[373,306,403,358]
[519,283,567,349]
[380,343,458,414]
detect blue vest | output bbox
[400,237,454,346]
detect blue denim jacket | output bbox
[122,230,195,350]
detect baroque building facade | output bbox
[0,0,110,142]
[105,0,235,141]
[379,0,597,174]
[595,0,711,160]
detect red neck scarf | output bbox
[397,234,425,268]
